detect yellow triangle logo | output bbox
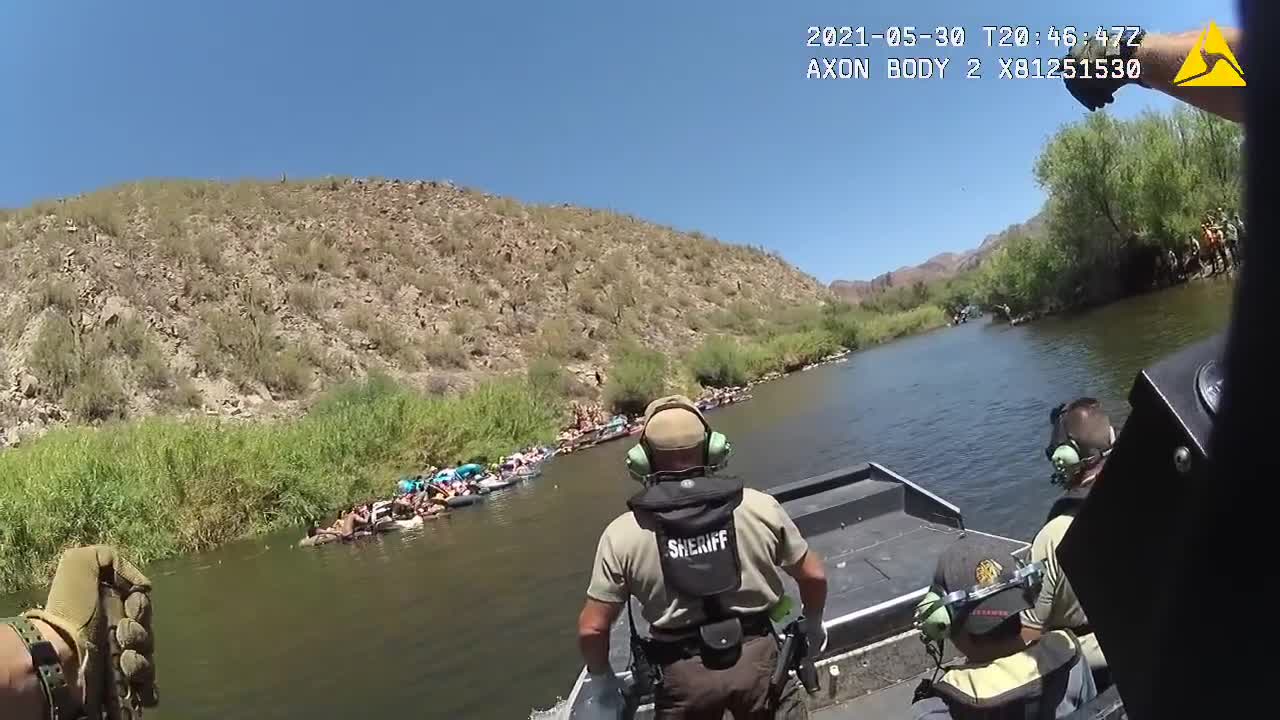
[1172,21,1245,87]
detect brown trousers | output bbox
[653,635,809,720]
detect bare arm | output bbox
[578,598,623,674]
[0,619,81,720]
[1136,29,1245,123]
[783,549,828,621]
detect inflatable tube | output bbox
[455,463,484,479]
[370,502,395,524]
[445,494,484,508]
[479,476,520,491]
[298,533,342,547]
[370,518,397,533]
[299,517,402,547]
[298,527,378,548]
[391,516,424,531]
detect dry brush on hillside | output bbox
[0,178,827,444]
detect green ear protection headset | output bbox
[1045,401,1116,485]
[913,561,1045,643]
[625,400,732,482]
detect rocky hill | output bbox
[0,178,828,446]
[830,211,1047,302]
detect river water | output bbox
[1,278,1235,720]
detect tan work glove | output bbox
[25,545,157,718]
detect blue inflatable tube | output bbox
[455,463,484,479]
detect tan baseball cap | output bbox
[642,395,709,451]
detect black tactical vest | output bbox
[1046,484,1092,525]
[628,475,745,606]
[627,475,747,667]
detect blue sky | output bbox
[0,1,1239,283]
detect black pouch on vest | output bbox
[698,613,745,669]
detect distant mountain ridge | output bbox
[830,211,1046,302]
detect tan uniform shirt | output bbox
[1019,514,1107,671]
[587,488,809,633]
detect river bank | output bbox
[973,107,1242,322]
[987,267,1240,328]
[4,277,1228,720]
[0,376,562,591]
[0,303,949,592]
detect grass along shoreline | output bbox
[0,376,564,591]
[0,303,948,593]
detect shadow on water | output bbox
[0,277,1235,720]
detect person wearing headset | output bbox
[0,545,157,720]
[1020,397,1115,687]
[910,536,1097,719]
[575,395,827,719]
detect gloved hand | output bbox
[572,669,625,719]
[25,545,157,718]
[1063,28,1147,111]
[805,617,828,654]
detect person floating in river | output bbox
[337,503,371,539]
[909,536,1097,720]
[1022,398,1115,689]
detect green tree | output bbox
[982,106,1242,315]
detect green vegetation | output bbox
[604,343,669,415]
[0,177,962,587]
[756,331,841,375]
[859,275,980,319]
[856,305,950,345]
[976,107,1243,317]
[0,375,563,591]
[527,356,591,398]
[604,302,949,408]
[687,336,751,388]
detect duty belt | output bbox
[643,612,773,665]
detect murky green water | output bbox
[1,278,1236,719]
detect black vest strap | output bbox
[1046,484,1092,524]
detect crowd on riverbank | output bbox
[0,328,874,587]
[556,384,757,453]
[554,349,852,454]
[300,445,556,545]
[294,351,868,548]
